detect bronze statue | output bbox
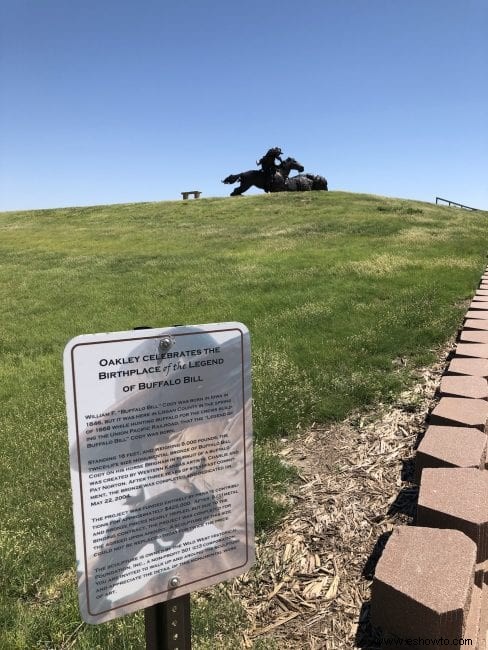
[222,149,328,195]
[222,157,304,196]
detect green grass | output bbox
[0,191,486,648]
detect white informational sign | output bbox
[64,323,254,624]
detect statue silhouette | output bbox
[223,149,328,195]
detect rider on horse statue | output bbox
[256,147,283,191]
[222,147,328,195]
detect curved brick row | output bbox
[371,266,488,646]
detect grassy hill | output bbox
[1,191,486,648]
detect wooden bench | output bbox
[181,191,201,200]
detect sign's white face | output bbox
[64,323,254,624]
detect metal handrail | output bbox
[435,196,478,211]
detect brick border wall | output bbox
[370,267,488,647]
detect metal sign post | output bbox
[145,594,192,650]
[135,328,193,650]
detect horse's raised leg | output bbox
[230,181,251,196]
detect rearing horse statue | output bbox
[222,157,305,196]
[222,157,328,195]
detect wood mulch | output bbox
[229,344,453,649]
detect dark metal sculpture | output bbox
[222,150,328,195]
[222,157,305,196]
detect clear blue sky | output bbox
[1,0,487,212]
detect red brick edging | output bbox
[370,267,488,647]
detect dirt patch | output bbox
[231,345,452,649]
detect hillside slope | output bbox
[0,191,487,649]
[1,191,486,436]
